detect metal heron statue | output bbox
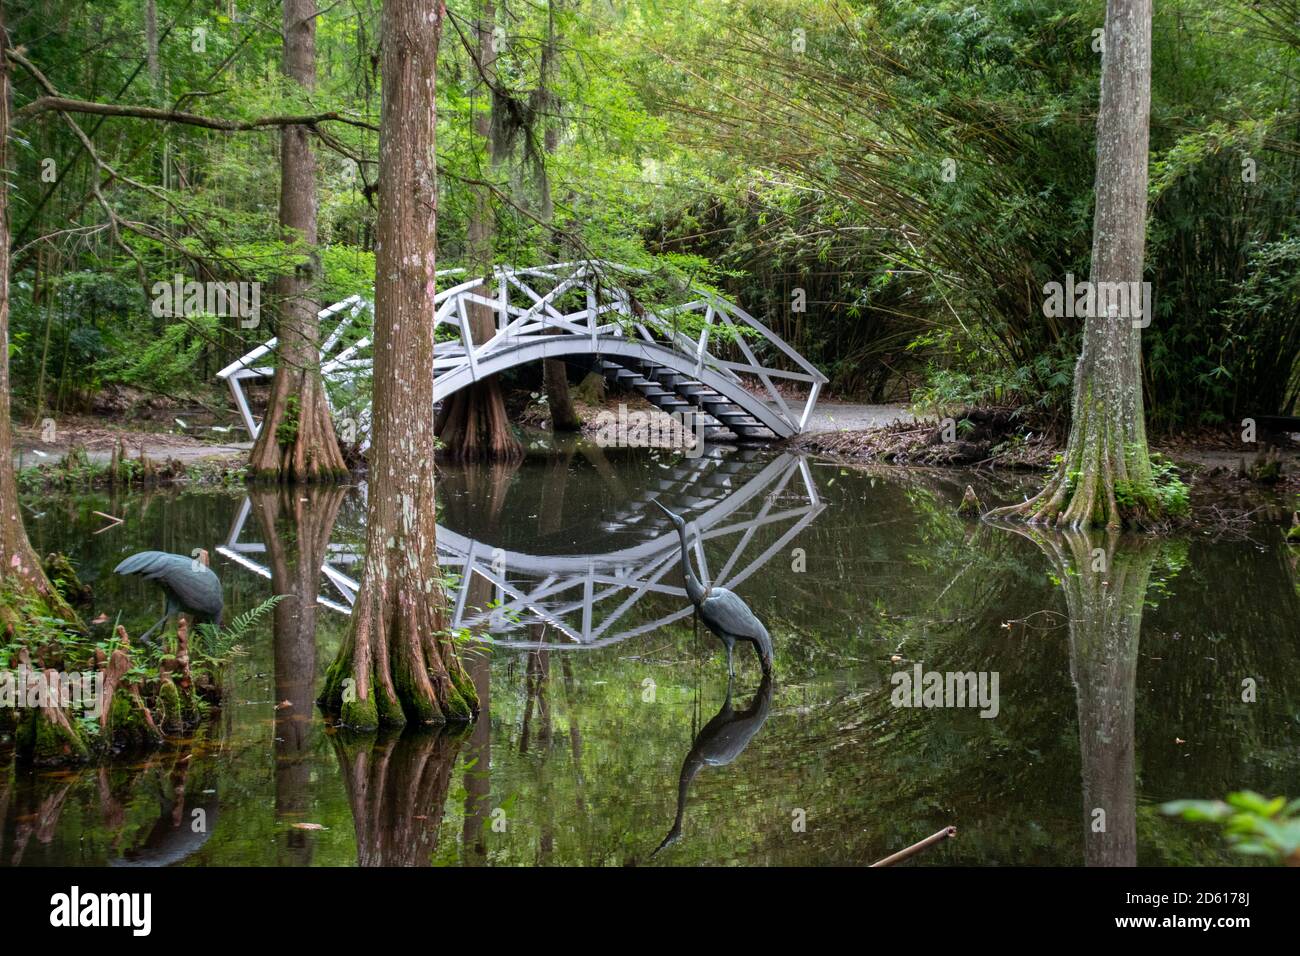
[114,549,223,646]
[653,499,773,676]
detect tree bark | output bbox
[318,0,477,730]
[538,0,581,432]
[144,0,160,91]
[0,13,61,604]
[435,0,522,462]
[248,0,349,483]
[987,0,1155,529]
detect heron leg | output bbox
[137,614,168,646]
[725,642,734,677]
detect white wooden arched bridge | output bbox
[216,261,827,443]
[217,449,823,649]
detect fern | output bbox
[194,594,284,663]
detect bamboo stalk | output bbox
[869,825,956,867]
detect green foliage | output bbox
[95,312,221,396]
[276,396,301,447]
[194,594,285,666]
[910,335,1076,420]
[1114,451,1190,518]
[3,0,1297,433]
[0,578,82,662]
[1162,792,1300,864]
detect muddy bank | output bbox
[788,407,1300,535]
[790,407,1299,476]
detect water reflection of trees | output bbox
[213,453,1300,866]
[330,727,468,866]
[251,483,348,865]
[758,499,1300,866]
[999,527,1155,867]
[0,738,219,866]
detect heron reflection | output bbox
[655,672,774,856]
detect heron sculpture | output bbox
[653,499,773,675]
[114,549,223,645]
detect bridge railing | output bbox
[217,260,827,440]
[433,261,827,432]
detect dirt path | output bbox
[12,420,251,469]
[800,400,914,433]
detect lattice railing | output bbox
[216,261,826,442]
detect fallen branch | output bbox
[869,825,956,867]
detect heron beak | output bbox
[651,499,672,519]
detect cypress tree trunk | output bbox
[319,0,477,730]
[988,0,1155,529]
[538,0,581,432]
[435,0,522,463]
[248,0,349,483]
[0,13,61,605]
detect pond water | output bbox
[3,443,1298,866]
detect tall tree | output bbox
[537,0,581,432]
[435,0,522,462]
[989,0,1158,528]
[0,10,63,608]
[248,0,350,482]
[319,0,477,729]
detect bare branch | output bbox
[14,94,378,132]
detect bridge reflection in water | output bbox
[218,449,824,651]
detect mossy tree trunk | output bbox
[987,0,1154,529]
[247,0,349,483]
[537,0,581,433]
[0,16,67,613]
[435,0,522,463]
[318,0,477,730]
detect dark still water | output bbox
[4,444,1299,866]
